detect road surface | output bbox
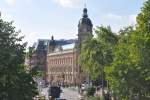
[60,88,81,100]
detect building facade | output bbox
[46,7,93,86]
[29,7,93,86]
[47,44,77,85]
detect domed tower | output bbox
[75,7,93,84]
[78,7,93,50]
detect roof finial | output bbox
[84,3,86,8]
[51,35,54,40]
[83,3,88,18]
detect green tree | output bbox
[136,0,150,33]
[0,16,38,99]
[105,0,150,98]
[95,26,118,66]
[105,31,150,100]
[27,46,35,59]
[95,26,118,46]
[95,26,118,97]
[78,26,118,99]
[78,26,118,80]
[78,37,102,80]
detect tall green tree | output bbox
[78,26,118,80]
[95,26,118,66]
[0,16,38,100]
[105,1,150,99]
[78,37,103,80]
[105,31,150,100]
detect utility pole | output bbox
[101,53,104,98]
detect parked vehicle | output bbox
[48,86,61,99]
[81,84,86,91]
[81,82,92,91]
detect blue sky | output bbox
[0,0,146,46]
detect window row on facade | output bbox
[48,57,74,65]
[48,66,73,73]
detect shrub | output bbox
[86,86,96,96]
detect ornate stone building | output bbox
[46,7,93,86]
[47,43,77,85]
[29,7,93,86]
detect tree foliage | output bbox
[105,0,150,99]
[78,37,102,79]
[78,26,117,80]
[136,0,150,33]
[0,17,38,100]
[27,46,35,59]
[105,31,150,100]
[79,0,150,99]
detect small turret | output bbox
[83,8,88,18]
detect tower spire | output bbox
[84,0,87,8]
[83,4,88,18]
[84,3,86,8]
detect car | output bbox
[81,83,92,91]
[81,84,85,91]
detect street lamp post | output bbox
[148,20,150,32]
[101,53,105,98]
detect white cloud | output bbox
[105,13,137,25]
[106,13,123,20]
[25,0,32,5]
[129,14,137,25]
[52,0,81,8]
[99,13,137,32]
[5,0,16,6]
[5,0,32,6]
